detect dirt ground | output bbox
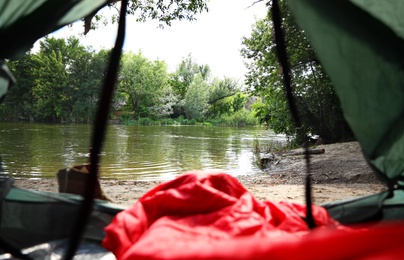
[13,141,386,208]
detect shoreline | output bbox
[13,141,386,208]
[13,178,385,208]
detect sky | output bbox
[46,0,268,82]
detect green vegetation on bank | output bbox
[117,110,258,127]
[2,37,258,127]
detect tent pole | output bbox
[270,0,315,229]
[63,0,128,259]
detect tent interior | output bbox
[1,0,404,259]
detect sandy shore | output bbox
[13,141,386,208]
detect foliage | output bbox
[208,77,237,104]
[157,118,179,125]
[2,53,36,120]
[207,77,239,117]
[241,0,353,143]
[172,54,210,97]
[32,44,69,120]
[148,85,179,119]
[168,54,211,117]
[117,51,169,118]
[72,48,110,122]
[209,91,248,118]
[118,112,134,124]
[3,37,108,122]
[3,37,258,127]
[105,0,208,27]
[231,92,247,112]
[169,54,249,122]
[184,74,210,120]
[83,0,209,35]
[3,0,275,129]
[119,116,203,126]
[217,109,258,126]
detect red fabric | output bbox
[102,170,404,259]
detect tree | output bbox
[209,78,238,105]
[207,77,239,117]
[85,0,209,34]
[169,54,210,117]
[231,92,247,112]
[71,48,110,122]
[3,53,37,120]
[2,0,211,122]
[117,51,169,117]
[241,1,353,143]
[32,40,69,121]
[148,85,179,119]
[30,36,107,122]
[4,36,109,123]
[184,74,210,120]
[170,54,210,99]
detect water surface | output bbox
[0,122,286,181]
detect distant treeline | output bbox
[2,36,258,126]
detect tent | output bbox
[0,0,126,259]
[0,179,124,259]
[286,0,404,223]
[101,0,404,258]
[1,0,404,259]
[0,0,111,97]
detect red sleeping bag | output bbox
[102,170,404,259]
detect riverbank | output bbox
[13,141,386,208]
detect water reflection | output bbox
[0,122,286,181]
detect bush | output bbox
[158,118,179,125]
[218,109,258,126]
[137,117,153,125]
[119,112,134,125]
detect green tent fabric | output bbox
[286,0,404,184]
[0,0,109,59]
[325,189,404,225]
[0,1,124,257]
[0,185,124,250]
[0,61,15,101]
[0,0,110,101]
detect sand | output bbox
[13,141,386,208]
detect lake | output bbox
[0,122,286,181]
